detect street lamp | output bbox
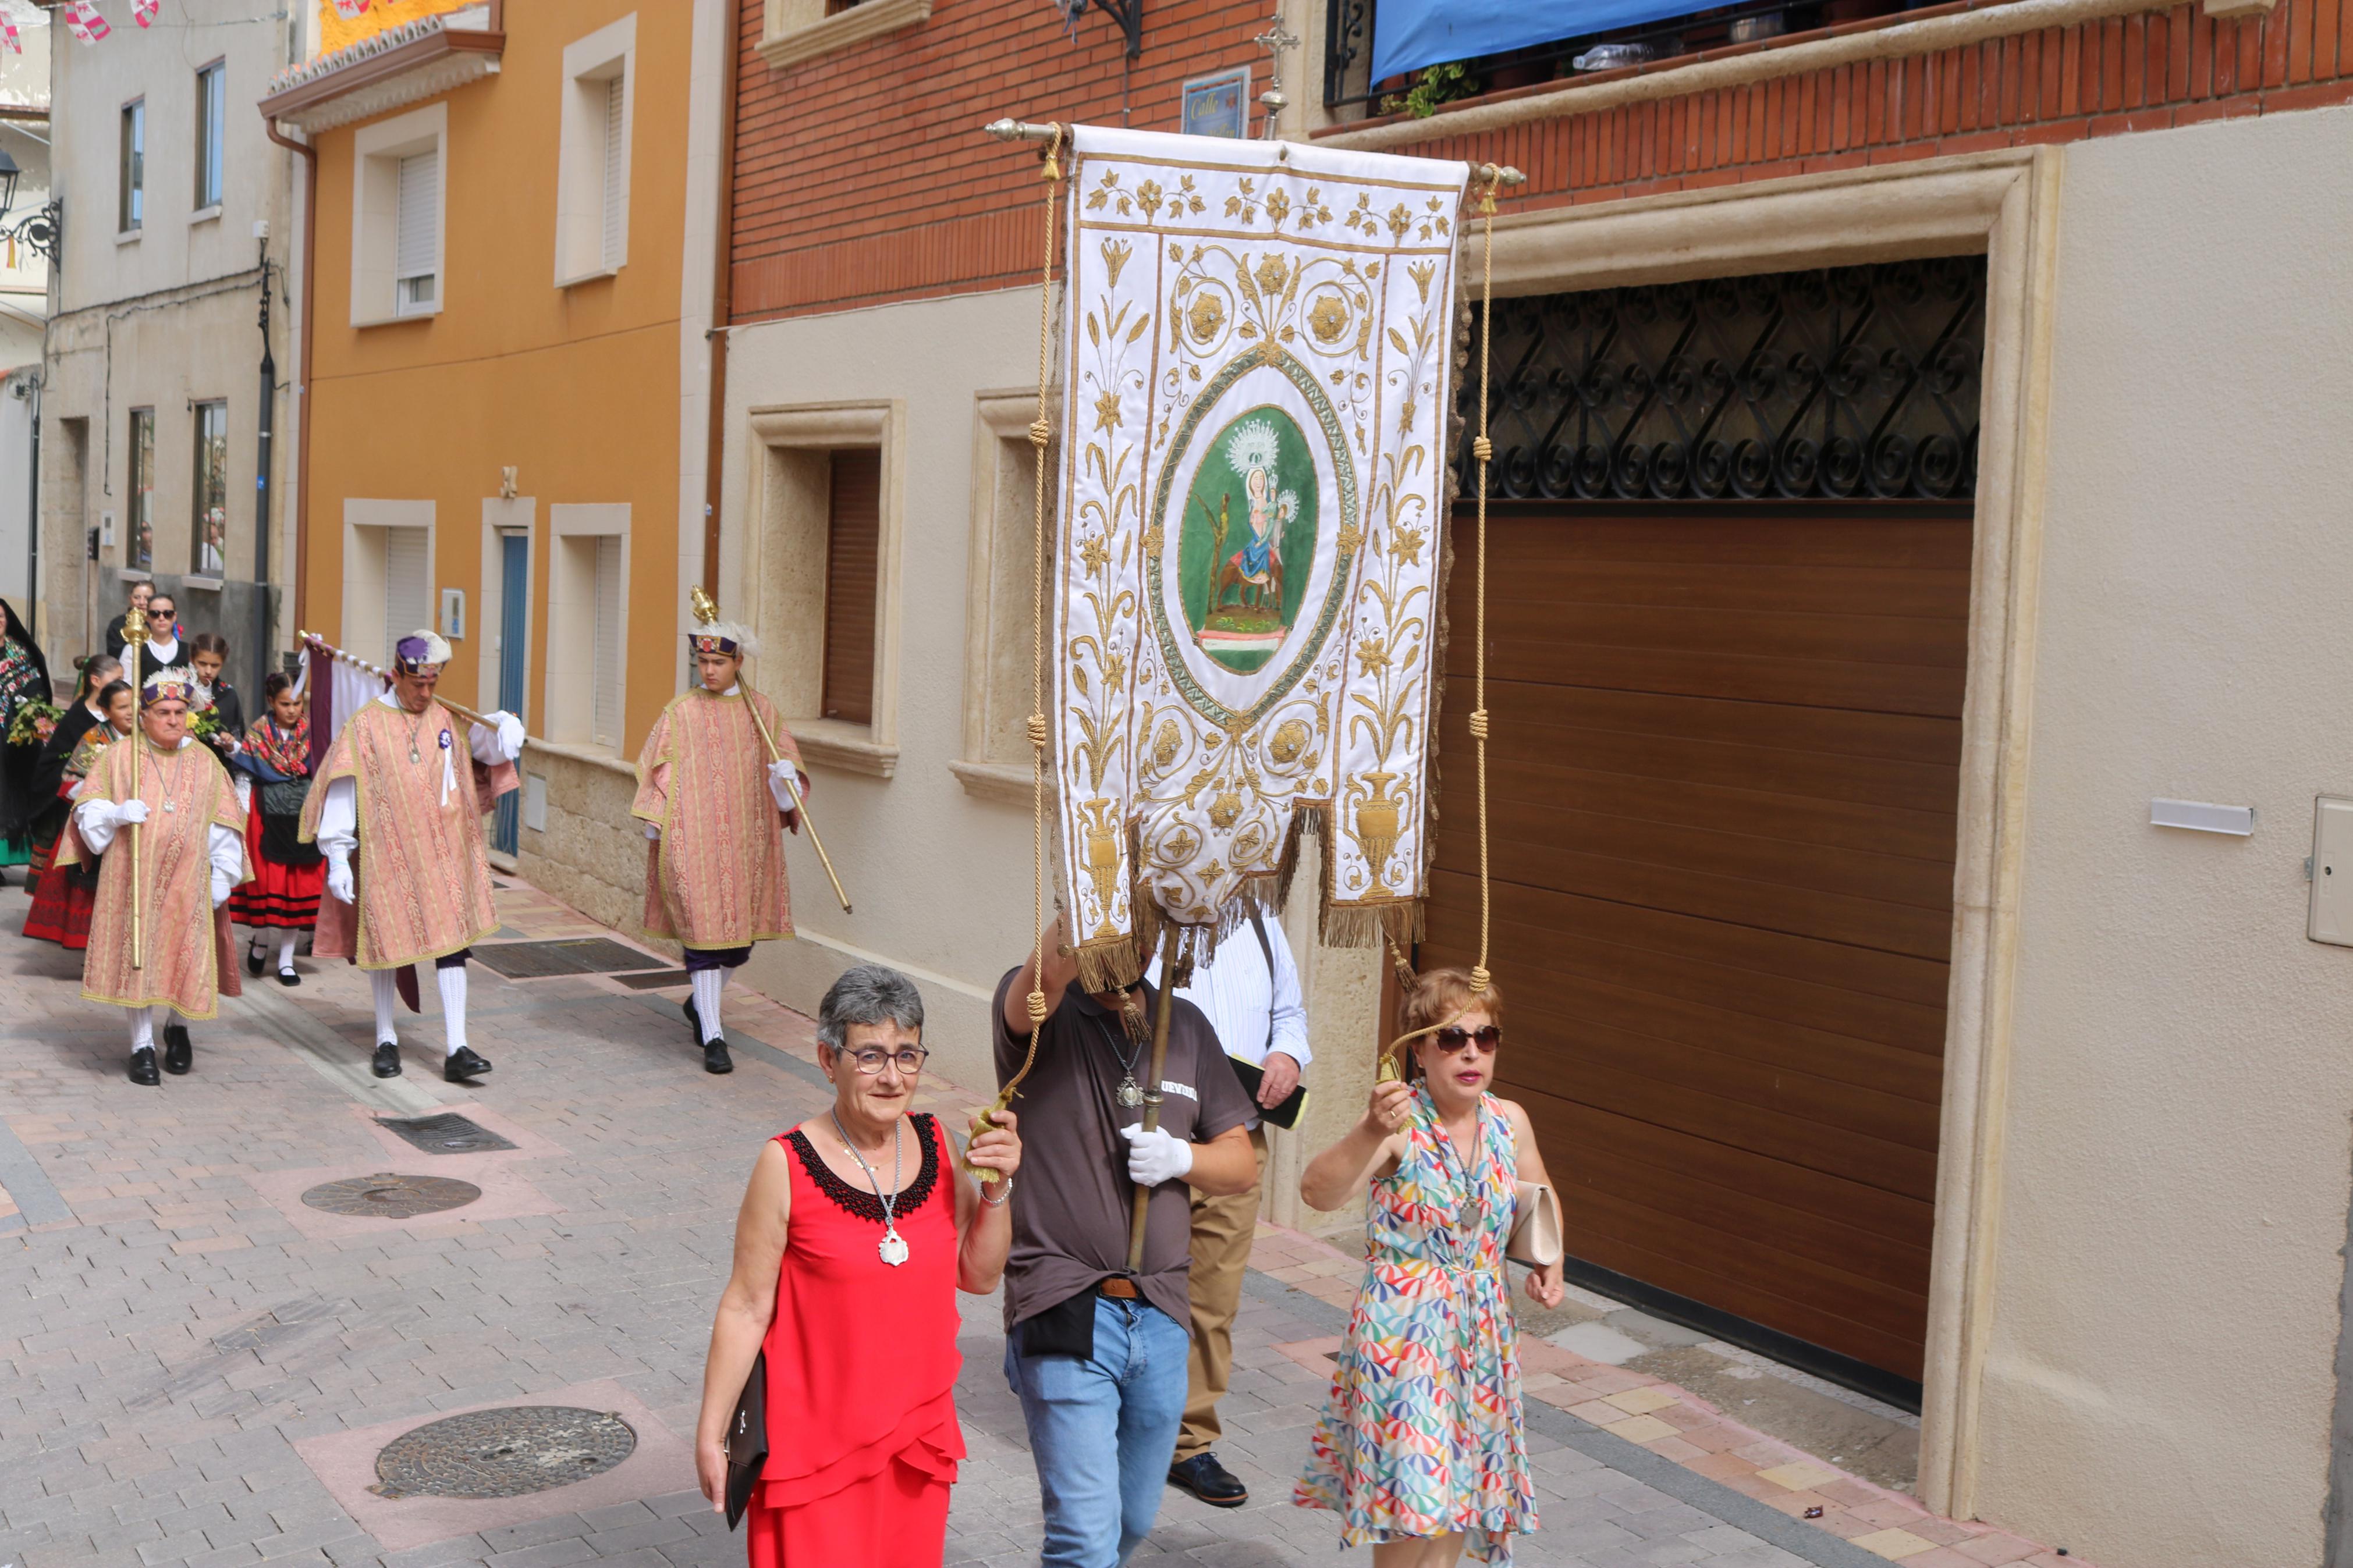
[0,145,19,219]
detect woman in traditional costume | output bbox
[1293,970,1564,1568]
[695,966,1021,1567]
[187,632,246,759]
[24,655,116,880]
[230,673,322,985]
[23,680,133,950]
[0,599,55,879]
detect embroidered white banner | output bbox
[1050,125,1469,987]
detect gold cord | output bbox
[971,125,1066,1173]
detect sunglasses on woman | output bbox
[1432,1025,1502,1054]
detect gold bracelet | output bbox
[980,1176,1014,1207]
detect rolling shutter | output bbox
[600,76,626,268]
[383,527,431,662]
[821,450,880,726]
[395,151,438,301]
[592,535,622,748]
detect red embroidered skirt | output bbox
[22,856,95,948]
[228,795,322,929]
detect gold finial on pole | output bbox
[120,605,149,971]
[684,588,853,915]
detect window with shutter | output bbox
[119,101,143,232]
[600,75,626,269]
[194,62,225,210]
[822,450,881,726]
[384,528,431,662]
[395,151,438,315]
[591,535,623,747]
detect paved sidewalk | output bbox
[0,877,2065,1568]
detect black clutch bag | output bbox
[1227,1056,1309,1130]
[722,1349,768,1530]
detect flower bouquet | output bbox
[5,699,60,749]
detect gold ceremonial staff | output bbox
[686,588,853,915]
[121,607,148,970]
[296,631,513,734]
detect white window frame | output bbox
[554,13,635,288]
[350,103,447,328]
[193,59,226,216]
[341,499,436,668]
[546,503,630,753]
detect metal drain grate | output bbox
[370,1406,636,1499]
[473,938,669,979]
[613,968,692,990]
[300,1174,481,1218]
[375,1112,517,1155]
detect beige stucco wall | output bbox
[1979,103,2353,1567]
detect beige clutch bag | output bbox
[1506,1181,1563,1270]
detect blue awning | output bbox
[1371,0,1703,82]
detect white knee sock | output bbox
[370,969,399,1046]
[437,964,467,1058]
[126,1005,154,1053]
[276,929,298,973]
[691,968,725,1043]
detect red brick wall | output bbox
[730,0,1281,321]
[1360,0,2353,211]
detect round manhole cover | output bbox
[370,1406,637,1499]
[300,1173,481,1218]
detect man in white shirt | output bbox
[1146,909,1308,1507]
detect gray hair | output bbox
[815,964,925,1050]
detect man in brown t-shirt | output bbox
[993,916,1257,1567]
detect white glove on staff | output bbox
[494,711,525,761]
[1118,1123,1194,1187]
[116,800,151,826]
[211,870,232,908]
[325,854,355,905]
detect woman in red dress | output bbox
[229,673,324,984]
[23,679,133,949]
[697,965,1022,1566]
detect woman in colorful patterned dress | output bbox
[23,680,134,950]
[229,674,323,985]
[1294,970,1564,1567]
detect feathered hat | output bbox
[393,630,453,672]
[141,665,199,706]
[686,586,760,660]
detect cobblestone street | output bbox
[0,880,2054,1568]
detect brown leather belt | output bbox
[1095,1276,1141,1300]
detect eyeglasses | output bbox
[145,609,175,620]
[1432,1025,1502,1054]
[841,1046,928,1076]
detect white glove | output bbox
[325,854,354,904]
[211,870,231,908]
[116,799,150,826]
[1118,1123,1194,1187]
[766,758,802,808]
[643,822,661,841]
[494,711,525,761]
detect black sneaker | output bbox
[1167,1452,1248,1507]
[704,1038,733,1075]
[371,1041,402,1079]
[443,1045,494,1083]
[161,1024,192,1076]
[127,1047,160,1087]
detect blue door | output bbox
[492,532,528,855]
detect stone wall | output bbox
[512,743,662,950]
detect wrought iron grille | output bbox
[1456,257,1986,503]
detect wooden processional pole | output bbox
[121,607,148,970]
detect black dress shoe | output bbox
[371,1041,402,1078]
[276,968,300,987]
[244,941,266,978]
[683,996,704,1046]
[161,1024,191,1076]
[127,1048,160,1087]
[704,1038,733,1075]
[1167,1452,1248,1507]
[444,1045,494,1082]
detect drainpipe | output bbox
[263,119,315,658]
[701,0,741,592]
[253,233,275,693]
[22,374,37,660]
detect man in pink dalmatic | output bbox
[631,617,807,1075]
[298,631,524,1085]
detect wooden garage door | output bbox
[1419,499,1971,1389]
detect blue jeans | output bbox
[1004,1294,1190,1567]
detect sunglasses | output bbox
[1432,1025,1503,1054]
[146,609,175,620]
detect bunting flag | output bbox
[331,0,371,17]
[62,2,109,42]
[1049,125,1470,990]
[0,12,19,54]
[133,0,160,26]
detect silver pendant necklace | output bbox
[831,1111,908,1266]
[1091,1012,1147,1108]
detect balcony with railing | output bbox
[1323,0,1929,122]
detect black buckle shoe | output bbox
[245,940,266,977]
[704,1037,733,1075]
[161,1024,192,1076]
[444,1045,494,1083]
[277,968,300,987]
[371,1041,402,1078]
[1167,1452,1248,1507]
[128,1047,159,1087]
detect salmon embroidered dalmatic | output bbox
[298,701,519,969]
[65,737,249,1018]
[631,688,802,948]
